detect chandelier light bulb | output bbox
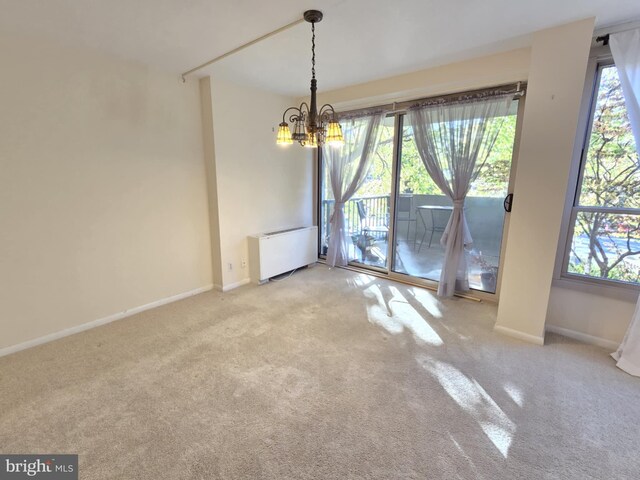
[304,132,318,148]
[276,122,293,145]
[326,121,345,147]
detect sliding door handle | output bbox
[503,193,514,213]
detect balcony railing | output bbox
[320,194,509,253]
[321,195,390,244]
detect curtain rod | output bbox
[337,82,526,120]
[180,17,305,82]
[595,21,640,46]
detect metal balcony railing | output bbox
[321,195,390,242]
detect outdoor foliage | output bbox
[568,65,640,284]
[358,114,517,198]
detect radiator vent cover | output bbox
[248,226,318,283]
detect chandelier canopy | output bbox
[276,10,344,148]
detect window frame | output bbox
[316,84,525,301]
[556,50,640,295]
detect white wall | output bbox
[0,32,213,351]
[199,78,224,289]
[495,18,595,343]
[317,48,531,110]
[201,76,313,289]
[547,286,635,347]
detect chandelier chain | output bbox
[311,22,316,80]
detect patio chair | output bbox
[356,200,389,240]
[396,194,417,247]
[416,206,452,252]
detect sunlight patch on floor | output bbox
[363,284,443,346]
[410,286,443,318]
[503,382,524,407]
[348,272,376,288]
[421,358,515,458]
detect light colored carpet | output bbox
[1,265,639,479]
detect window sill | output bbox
[552,274,639,303]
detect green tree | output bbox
[357,114,517,197]
[569,66,640,283]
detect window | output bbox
[563,63,640,286]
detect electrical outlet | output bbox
[228,262,233,271]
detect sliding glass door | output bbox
[392,107,518,293]
[318,90,521,297]
[320,116,395,269]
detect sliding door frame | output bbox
[490,96,526,300]
[317,84,527,302]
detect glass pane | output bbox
[320,151,331,256]
[578,65,640,209]
[568,211,640,284]
[319,116,394,269]
[348,116,394,268]
[392,109,517,293]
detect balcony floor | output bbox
[348,228,499,293]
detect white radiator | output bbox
[248,226,318,284]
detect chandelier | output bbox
[276,10,344,148]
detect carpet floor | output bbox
[1,265,639,479]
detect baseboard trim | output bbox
[0,284,214,358]
[545,324,619,351]
[493,325,545,345]
[219,278,251,292]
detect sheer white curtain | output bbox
[610,28,640,377]
[408,95,512,297]
[324,113,384,267]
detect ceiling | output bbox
[2,0,640,96]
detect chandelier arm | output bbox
[319,104,336,115]
[318,104,338,123]
[298,102,310,115]
[281,106,303,123]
